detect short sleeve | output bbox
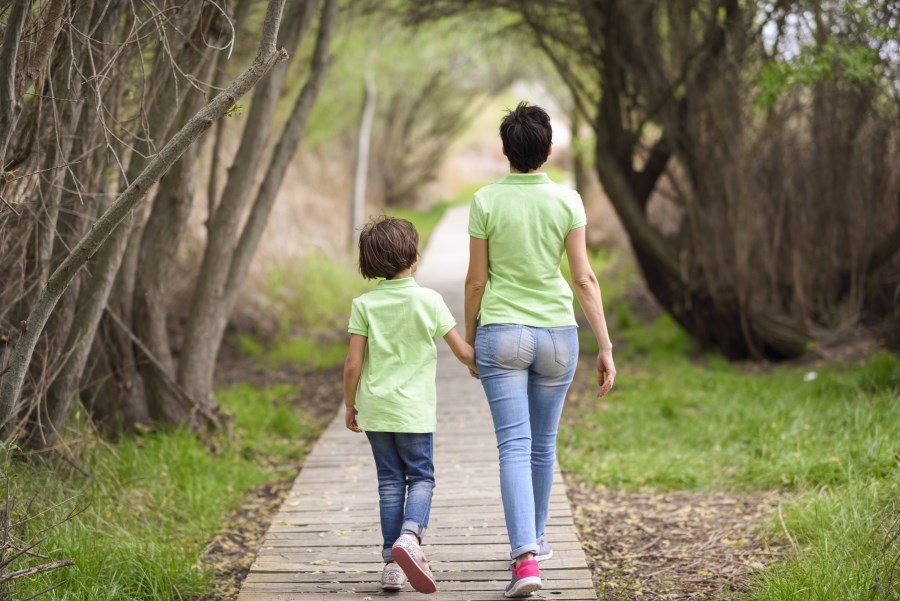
[433,296,456,338]
[569,192,587,231]
[468,195,488,239]
[348,298,368,336]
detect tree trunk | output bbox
[0,0,290,439]
[178,0,319,404]
[133,51,220,425]
[15,0,68,99]
[0,0,30,171]
[226,0,338,311]
[88,0,216,432]
[207,0,256,224]
[350,72,376,247]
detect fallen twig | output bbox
[777,500,799,552]
[19,577,69,601]
[0,558,74,583]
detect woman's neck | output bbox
[389,268,413,280]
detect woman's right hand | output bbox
[596,348,616,397]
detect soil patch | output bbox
[199,479,294,601]
[567,480,781,599]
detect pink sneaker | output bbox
[505,559,542,597]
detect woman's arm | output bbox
[464,236,489,346]
[565,226,616,396]
[342,334,367,432]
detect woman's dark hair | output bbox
[499,101,552,173]
[358,216,419,280]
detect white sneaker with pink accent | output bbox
[391,534,437,594]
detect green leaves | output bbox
[756,39,882,108]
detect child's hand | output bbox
[345,409,361,433]
[466,359,479,379]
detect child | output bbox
[343,216,476,594]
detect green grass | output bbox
[561,325,899,491]
[559,247,900,599]
[387,183,478,251]
[3,384,325,601]
[263,253,374,335]
[237,333,349,371]
[747,480,898,601]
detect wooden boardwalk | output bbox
[237,206,597,600]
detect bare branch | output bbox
[0,558,75,583]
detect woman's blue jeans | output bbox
[365,431,435,562]
[475,324,579,559]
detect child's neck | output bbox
[389,268,413,280]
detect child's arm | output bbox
[443,327,478,377]
[342,334,367,432]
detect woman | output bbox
[464,102,616,598]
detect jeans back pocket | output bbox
[481,324,528,369]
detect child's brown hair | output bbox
[358,216,419,280]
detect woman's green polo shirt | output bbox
[348,277,456,433]
[468,172,586,328]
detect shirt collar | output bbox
[498,172,552,185]
[377,277,419,289]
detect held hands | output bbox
[468,363,480,379]
[466,346,479,379]
[596,348,616,397]
[345,408,362,433]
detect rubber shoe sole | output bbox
[392,545,437,594]
[505,576,542,598]
[535,549,553,562]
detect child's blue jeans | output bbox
[475,324,579,560]
[365,431,435,562]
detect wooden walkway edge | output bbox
[237,205,597,600]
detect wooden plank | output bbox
[250,558,590,572]
[280,496,571,508]
[240,586,597,601]
[253,549,591,563]
[241,579,595,592]
[243,569,594,584]
[271,510,574,523]
[260,539,585,550]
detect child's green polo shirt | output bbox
[348,277,455,433]
[468,172,586,328]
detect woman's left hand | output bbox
[597,349,616,397]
